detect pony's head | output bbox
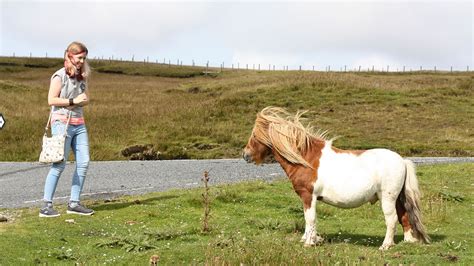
[243,123,272,165]
[243,107,325,168]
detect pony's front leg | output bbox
[302,195,322,247]
[300,208,310,243]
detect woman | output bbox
[40,41,94,217]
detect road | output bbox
[1,157,473,209]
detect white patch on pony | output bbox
[313,141,406,209]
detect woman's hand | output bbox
[74,93,88,106]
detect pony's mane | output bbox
[253,106,330,168]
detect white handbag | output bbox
[39,108,71,164]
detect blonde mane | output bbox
[253,106,329,168]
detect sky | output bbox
[1,0,473,71]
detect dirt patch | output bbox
[121,144,160,160]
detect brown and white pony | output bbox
[243,107,430,250]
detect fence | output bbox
[7,52,473,73]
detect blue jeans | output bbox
[43,121,90,202]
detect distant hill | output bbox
[1,56,472,161]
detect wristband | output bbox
[69,98,74,106]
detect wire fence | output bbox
[8,52,473,73]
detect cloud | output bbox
[1,0,472,69]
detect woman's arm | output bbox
[48,76,69,106]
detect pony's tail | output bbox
[401,159,430,244]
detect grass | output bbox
[0,56,473,161]
[0,163,472,264]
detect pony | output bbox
[243,107,430,250]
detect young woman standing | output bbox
[40,41,94,217]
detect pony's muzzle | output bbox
[242,151,253,163]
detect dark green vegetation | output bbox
[1,56,472,161]
[0,163,472,264]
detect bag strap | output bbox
[43,107,71,137]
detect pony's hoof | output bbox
[303,242,315,247]
[300,238,306,243]
[315,235,324,244]
[403,237,418,243]
[403,230,419,243]
[378,243,394,250]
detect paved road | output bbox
[1,157,472,209]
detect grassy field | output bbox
[0,163,472,264]
[0,57,473,161]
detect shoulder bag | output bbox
[39,108,71,164]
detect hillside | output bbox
[0,57,472,161]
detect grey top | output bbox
[51,67,86,118]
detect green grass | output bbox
[0,57,473,161]
[0,163,472,264]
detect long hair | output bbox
[64,41,90,81]
[252,107,329,168]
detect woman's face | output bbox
[71,52,87,69]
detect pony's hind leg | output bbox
[379,195,398,250]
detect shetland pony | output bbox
[243,107,430,250]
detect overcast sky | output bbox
[1,0,472,71]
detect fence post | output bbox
[467,66,470,72]
[450,66,453,72]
